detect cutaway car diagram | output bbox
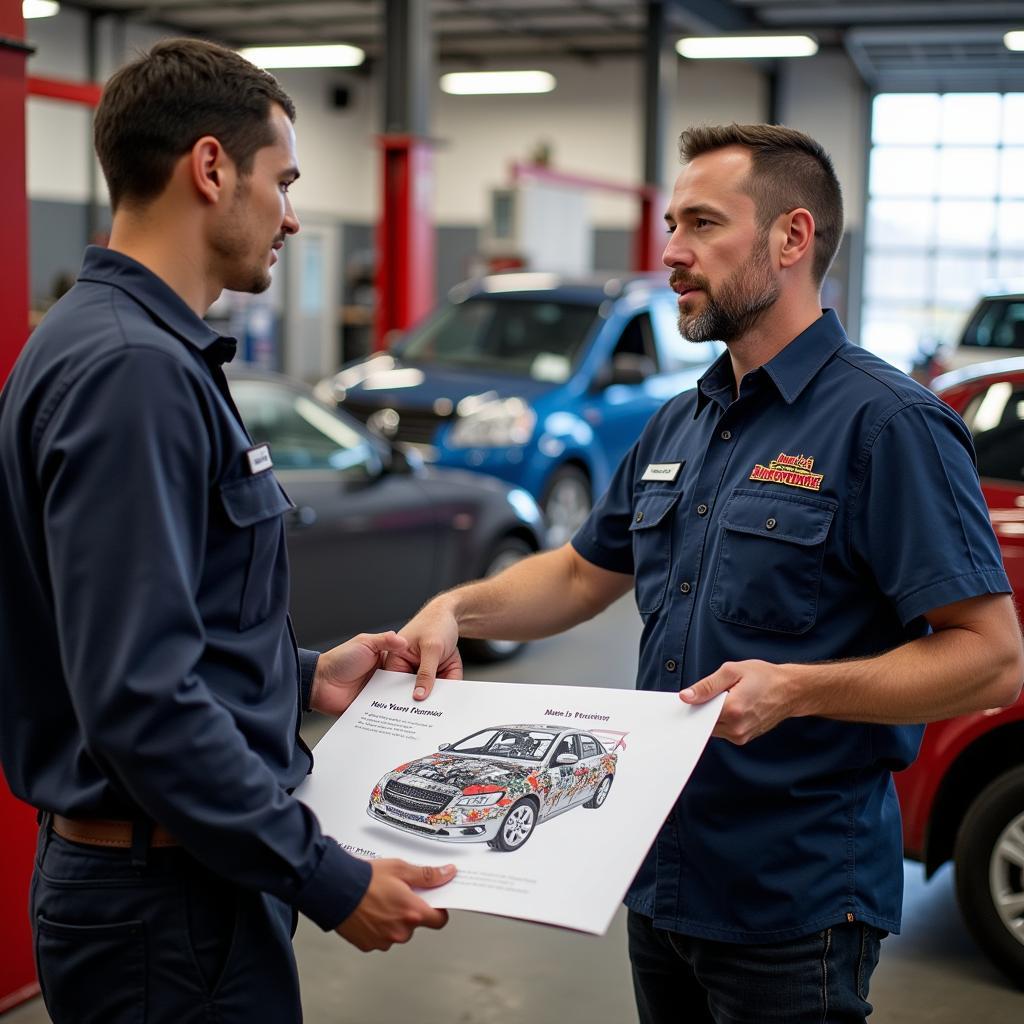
[367,724,625,851]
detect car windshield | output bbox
[962,299,1024,350]
[397,298,600,381]
[449,728,558,762]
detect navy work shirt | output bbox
[573,310,1010,942]
[0,247,370,930]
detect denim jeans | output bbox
[627,909,885,1024]
[29,823,302,1024]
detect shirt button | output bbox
[720,429,732,440]
[766,517,777,529]
[635,511,644,523]
[696,504,708,516]
[665,659,677,672]
[679,582,691,594]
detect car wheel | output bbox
[487,798,538,851]
[953,766,1024,988]
[460,538,533,664]
[541,465,592,548]
[583,774,613,809]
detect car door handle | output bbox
[287,505,318,529]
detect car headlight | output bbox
[455,790,506,807]
[313,377,342,405]
[448,397,536,448]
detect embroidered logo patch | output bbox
[749,452,824,492]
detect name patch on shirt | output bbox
[641,462,683,482]
[749,452,823,492]
[246,444,273,475]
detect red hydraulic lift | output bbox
[374,0,435,351]
[0,0,40,1013]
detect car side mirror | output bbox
[555,753,579,766]
[592,352,656,390]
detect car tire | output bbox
[953,765,1024,988]
[541,464,592,549]
[487,797,538,852]
[583,774,613,809]
[460,538,534,664]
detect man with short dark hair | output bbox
[392,123,1024,1022]
[0,38,453,1023]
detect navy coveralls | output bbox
[0,248,370,1021]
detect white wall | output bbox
[776,51,871,230]
[25,7,92,203]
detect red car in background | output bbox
[895,357,1024,988]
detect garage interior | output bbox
[3,1,1024,1021]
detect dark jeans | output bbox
[627,909,884,1024]
[29,823,302,1024]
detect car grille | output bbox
[342,401,448,446]
[383,780,453,814]
[374,808,450,836]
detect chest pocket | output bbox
[219,471,294,631]
[710,488,836,635]
[629,488,683,615]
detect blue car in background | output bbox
[314,273,723,546]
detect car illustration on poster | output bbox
[367,724,623,851]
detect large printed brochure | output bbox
[297,671,724,935]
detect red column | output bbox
[0,2,30,378]
[374,135,435,351]
[632,188,665,273]
[0,10,40,1013]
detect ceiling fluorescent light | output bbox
[23,0,60,18]
[1005,31,1024,51]
[239,44,364,69]
[676,35,818,59]
[441,71,556,95]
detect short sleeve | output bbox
[571,441,640,575]
[851,400,1010,625]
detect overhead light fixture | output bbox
[23,0,60,18]
[676,35,818,59]
[238,44,365,69]
[1005,31,1024,51]
[440,71,556,95]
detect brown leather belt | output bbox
[52,814,180,849]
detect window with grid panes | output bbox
[861,93,1024,370]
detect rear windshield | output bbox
[961,298,1024,351]
[398,297,600,381]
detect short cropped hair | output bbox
[679,123,844,285]
[94,37,296,211]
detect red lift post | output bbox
[0,1,40,1013]
[374,0,436,352]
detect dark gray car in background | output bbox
[228,370,546,661]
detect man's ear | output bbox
[189,135,231,205]
[777,208,815,272]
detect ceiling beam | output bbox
[665,0,754,34]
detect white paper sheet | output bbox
[296,670,723,935]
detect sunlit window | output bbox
[862,92,1024,369]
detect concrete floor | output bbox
[6,597,1023,1022]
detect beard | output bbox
[211,181,275,295]
[673,231,780,344]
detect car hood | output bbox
[336,357,560,410]
[394,753,536,790]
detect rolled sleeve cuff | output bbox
[298,648,320,712]
[571,533,634,576]
[895,567,1011,626]
[292,836,373,931]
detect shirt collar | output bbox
[695,309,848,416]
[75,246,237,365]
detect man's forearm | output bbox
[792,596,1023,724]
[440,544,631,642]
